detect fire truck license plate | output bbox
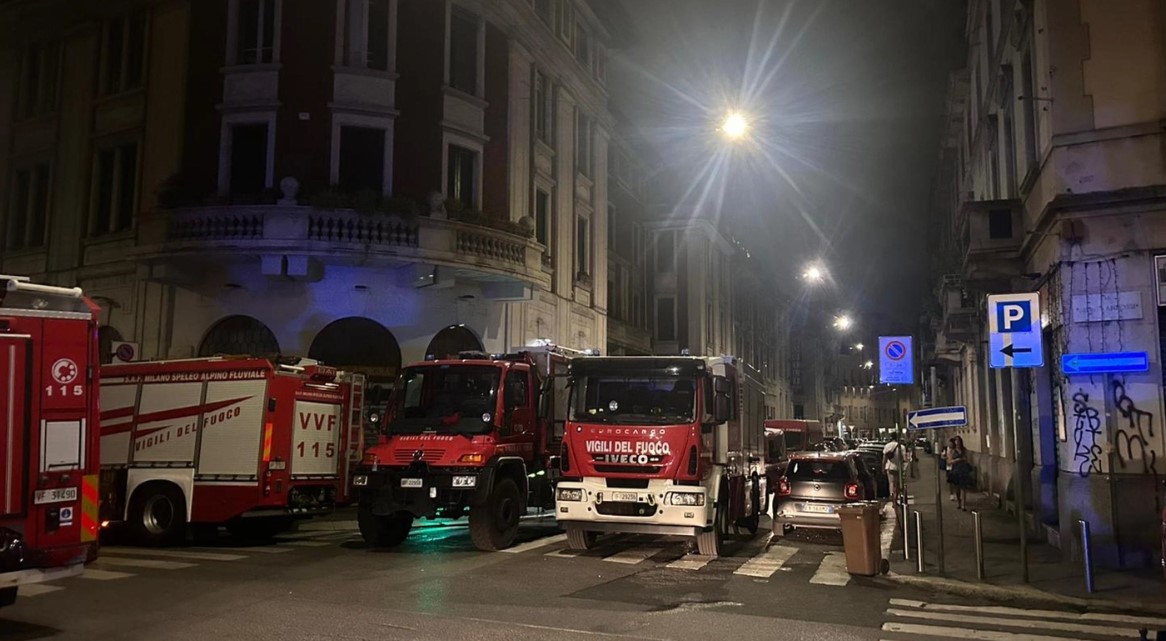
[400,478,423,488]
[34,487,78,504]
[610,491,639,503]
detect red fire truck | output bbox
[0,276,101,607]
[353,346,574,551]
[98,357,361,544]
[555,355,767,556]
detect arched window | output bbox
[308,317,401,379]
[199,315,280,357]
[97,325,123,365]
[425,325,483,358]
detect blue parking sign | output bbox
[988,293,1044,368]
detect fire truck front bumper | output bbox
[554,479,712,537]
[353,467,490,519]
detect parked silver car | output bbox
[773,452,870,537]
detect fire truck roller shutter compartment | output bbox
[292,401,343,477]
[132,382,203,465]
[196,380,268,478]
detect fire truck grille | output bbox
[393,449,446,463]
[595,502,659,517]
[593,465,661,474]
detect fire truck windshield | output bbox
[569,374,697,425]
[386,365,501,435]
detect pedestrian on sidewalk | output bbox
[946,435,972,510]
[944,437,957,501]
[907,439,918,479]
[883,436,905,503]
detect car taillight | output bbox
[777,478,791,496]
[845,482,861,500]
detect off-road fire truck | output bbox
[0,276,102,607]
[353,346,574,551]
[555,355,767,556]
[98,357,362,544]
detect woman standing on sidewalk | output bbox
[946,436,972,510]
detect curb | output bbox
[878,570,1166,616]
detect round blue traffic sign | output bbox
[885,341,907,361]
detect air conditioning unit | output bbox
[111,341,139,363]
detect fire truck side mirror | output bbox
[713,394,731,424]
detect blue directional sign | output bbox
[879,336,914,385]
[1061,351,1149,376]
[907,406,968,431]
[988,293,1044,369]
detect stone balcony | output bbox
[132,205,551,298]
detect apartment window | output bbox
[534,70,552,143]
[102,13,147,95]
[338,127,385,193]
[237,0,276,64]
[447,145,476,209]
[656,230,675,271]
[367,0,390,69]
[988,209,1012,239]
[594,46,606,82]
[4,164,50,251]
[534,0,553,25]
[656,297,675,342]
[229,123,269,197]
[535,190,551,248]
[15,42,60,119]
[91,143,139,236]
[558,0,574,44]
[575,111,592,177]
[449,9,478,95]
[576,216,590,278]
[574,22,590,67]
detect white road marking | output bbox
[885,608,1140,638]
[808,551,849,586]
[602,546,661,564]
[500,533,568,554]
[733,545,798,578]
[889,598,1166,630]
[90,557,195,570]
[16,583,63,597]
[545,548,582,558]
[294,520,358,532]
[280,540,331,547]
[100,547,247,562]
[193,545,294,554]
[882,622,1077,641]
[78,568,135,581]
[667,554,715,571]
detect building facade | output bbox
[925,0,1166,567]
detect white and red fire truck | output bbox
[0,276,102,607]
[98,357,363,544]
[555,355,767,556]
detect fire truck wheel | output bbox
[696,483,728,557]
[357,507,412,547]
[469,477,521,551]
[565,525,598,550]
[129,483,186,546]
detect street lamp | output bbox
[854,343,864,351]
[802,263,825,283]
[833,315,853,331]
[719,111,750,141]
[864,360,873,369]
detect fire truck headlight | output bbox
[458,453,484,464]
[352,475,369,487]
[556,488,584,502]
[667,492,705,506]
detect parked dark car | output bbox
[915,438,933,455]
[773,452,873,537]
[850,448,890,498]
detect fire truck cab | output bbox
[0,276,101,607]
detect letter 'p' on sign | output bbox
[988,292,1043,369]
[997,301,1031,332]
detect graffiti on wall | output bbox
[1111,380,1159,477]
[1071,390,1103,477]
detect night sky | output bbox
[606,0,966,330]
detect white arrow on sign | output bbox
[906,406,968,430]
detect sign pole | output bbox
[936,432,945,574]
[1011,369,1028,583]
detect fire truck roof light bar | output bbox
[6,279,84,298]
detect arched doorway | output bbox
[98,325,123,364]
[425,325,483,358]
[308,317,402,377]
[199,315,280,357]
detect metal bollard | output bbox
[901,491,911,562]
[1080,519,1095,593]
[973,510,985,581]
[914,510,924,573]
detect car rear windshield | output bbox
[787,460,850,481]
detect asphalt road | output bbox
[3,511,1162,641]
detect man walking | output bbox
[883,435,904,503]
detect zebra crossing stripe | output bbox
[602,546,661,565]
[881,622,1077,641]
[733,545,797,578]
[666,554,715,571]
[90,557,195,570]
[885,607,1140,639]
[500,533,568,554]
[808,551,849,586]
[100,547,248,562]
[889,599,1166,630]
[78,568,135,581]
[16,583,63,597]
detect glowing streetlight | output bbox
[833,315,854,331]
[719,111,749,140]
[854,343,864,351]
[802,264,825,282]
[864,360,874,369]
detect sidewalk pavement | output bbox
[880,456,1166,614]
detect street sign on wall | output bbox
[879,336,914,385]
[988,293,1044,368]
[1061,351,1149,376]
[907,406,968,430]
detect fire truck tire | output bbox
[565,525,598,550]
[357,508,413,547]
[736,475,762,536]
[129,483,186,546]
[469,477,521,551]
[0,587,16,607]
[696,482,729,557]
